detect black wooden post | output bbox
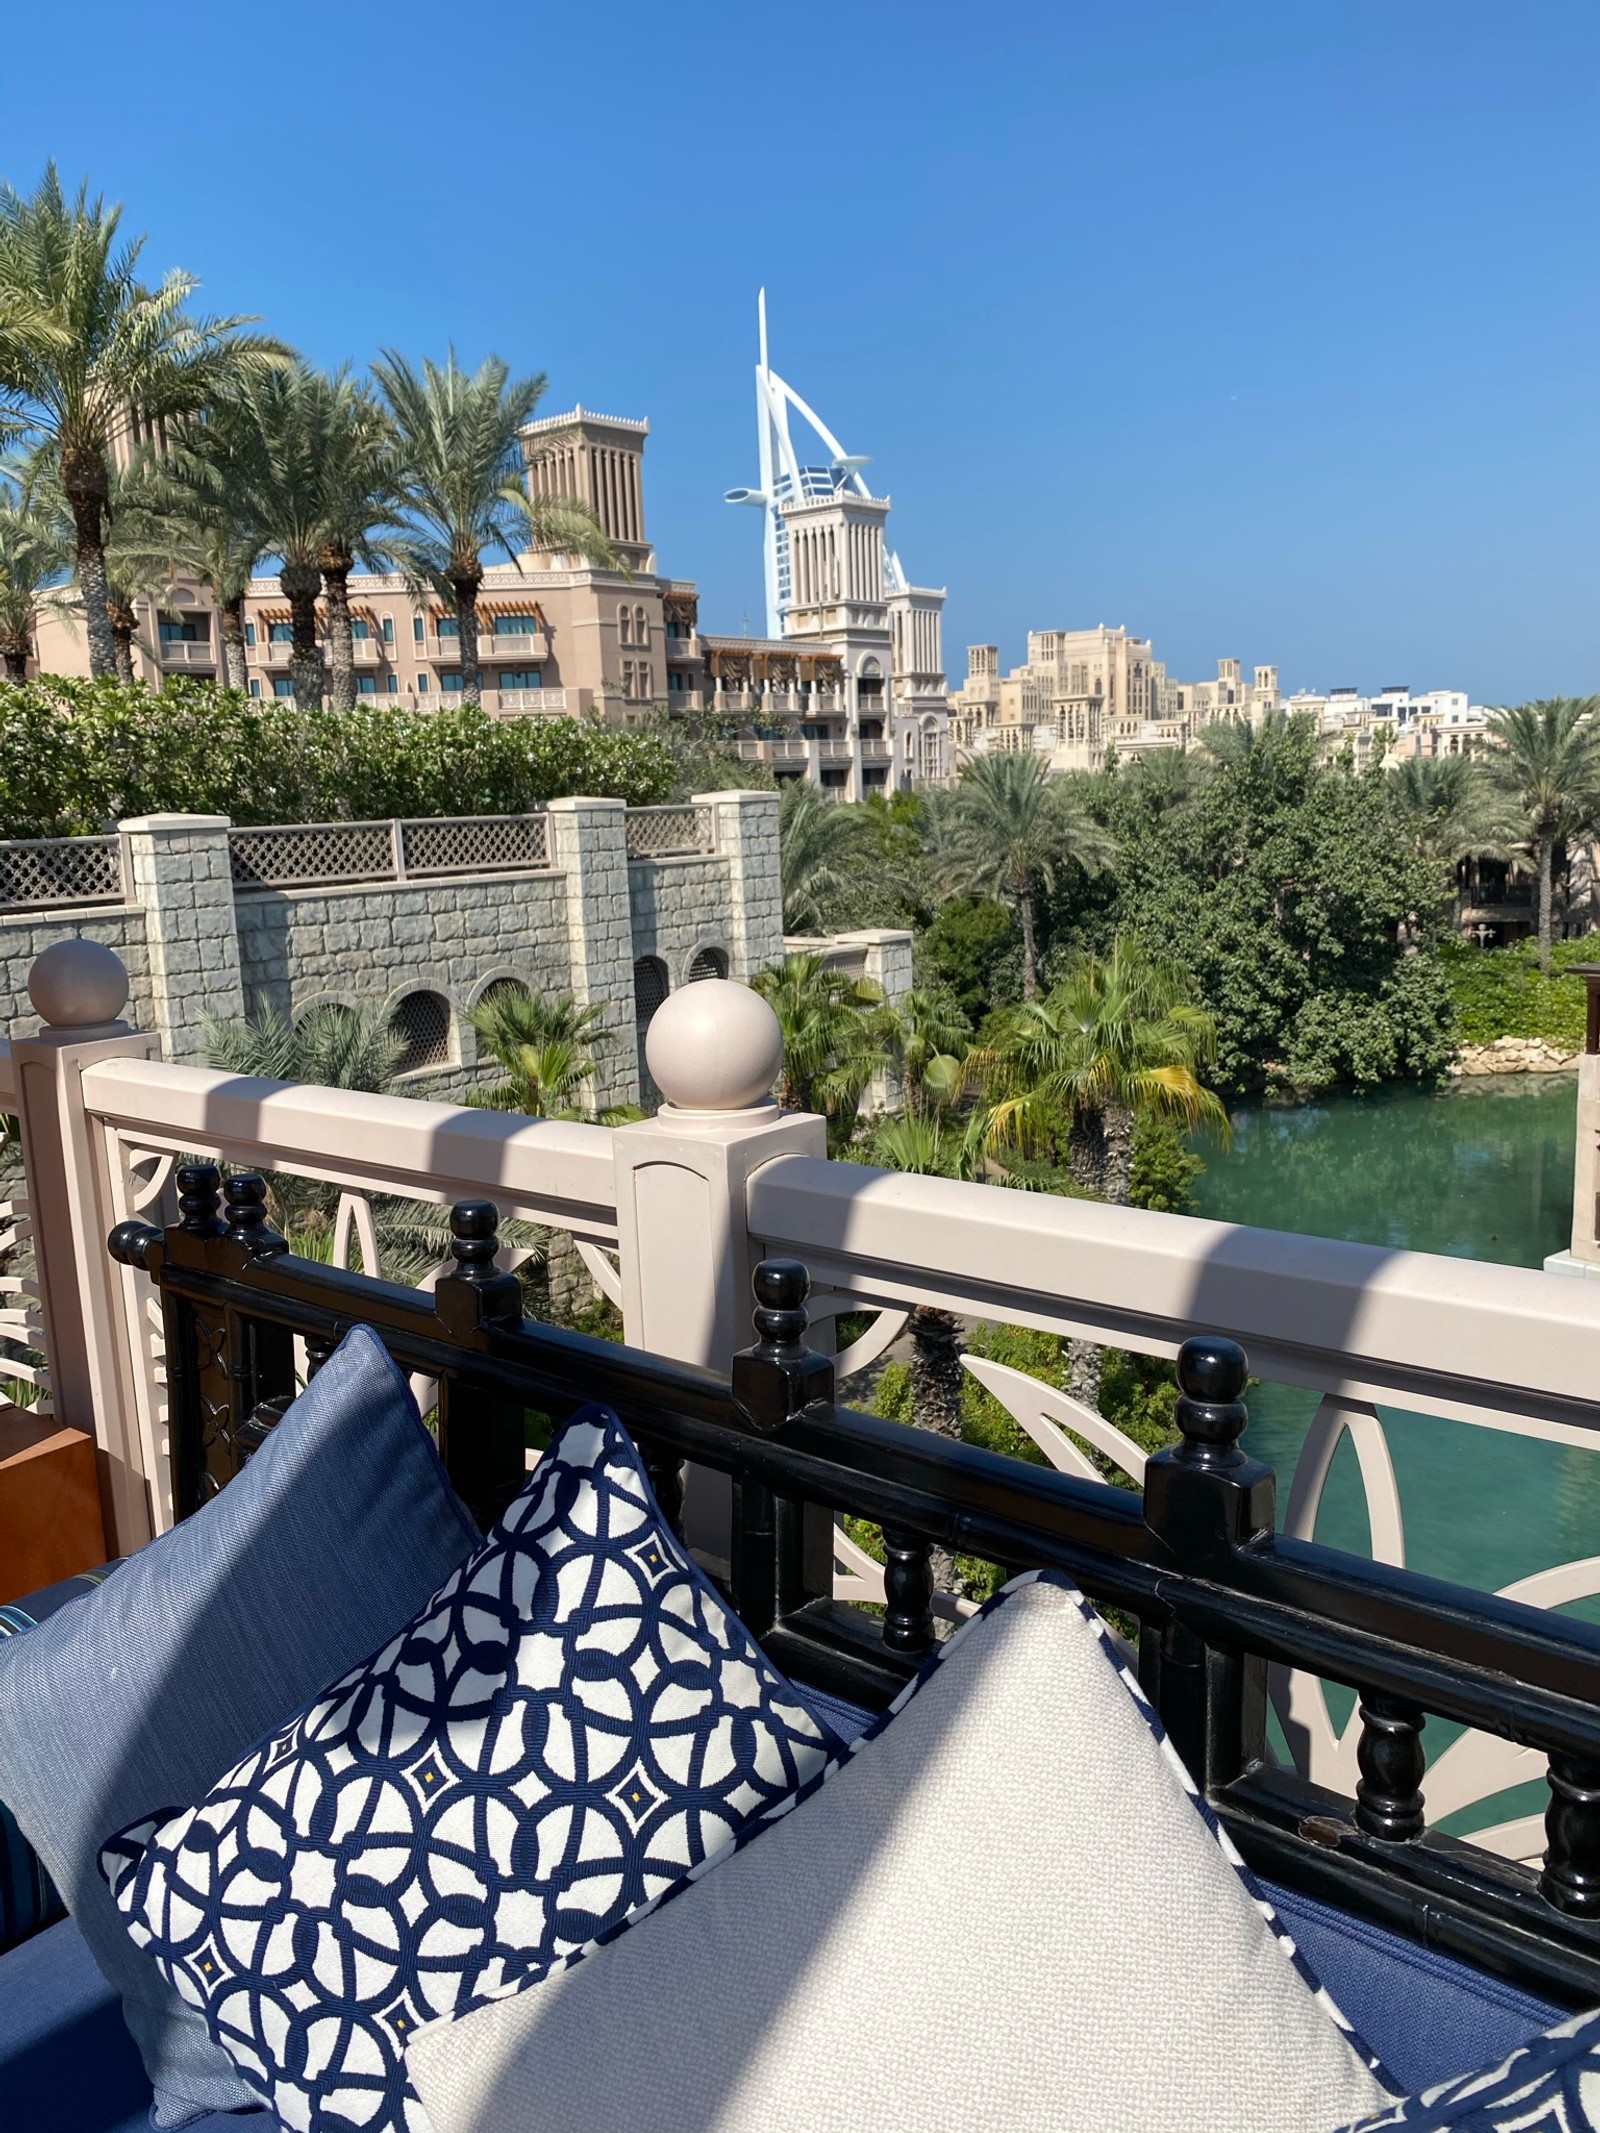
[176,1162,227,1238]
[218,1173,296,1466]
[222,1172,289,1258]
[729,1259,835,1636]
[1141,1335,1275,1793]
[1354,1695,1427,1841]
[881,1528,936,1657]
[1542,1753,1600,1916]
[431,1200,527,1534]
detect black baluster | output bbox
[730,1259,834,1436]
[176,1162,227,1237]
[1354,1694,1427,1841]
[303,1325,339,1382]
[223,1173,288,1257]
[881,1527,936,1657]
[1141,1335,1274,1792]
[433,1200,527,1533]
[1542,1754,1600,1916]
[641,1439,686,1541]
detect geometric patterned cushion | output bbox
[1333,2005,1600,2130]
[102,1407,836,2133]
[407,1571,1394,2133]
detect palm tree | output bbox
[467,986,615,1118]
[1387,754,1510,865]
[1483,699,1600,970]
[979,938,1227,1206]
[374,349,620,699]
[751,953,893,1140]
[0,475,68,680]
[217,363,352,708]
[946,753,1115,998]
[0,165,285,678]
[777,780,868,932]
[314,384,402,711]
[885,986,970,1114]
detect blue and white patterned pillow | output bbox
[1335,2005,1600,2130]
[100,1407,836,2133]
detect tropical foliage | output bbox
[0,680,675,837]
[466,987,621,1120]
[1482,698,1600,970]
[750,953,895,1139]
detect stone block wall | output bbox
[0,800,784,1110]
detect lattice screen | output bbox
[633,956,670,1025]
[389,991,454,1074]
[230,824,393,888]
[686,947,728,982]
[400,815,550,876]
[0,837,122,909]
[624,805,715,859]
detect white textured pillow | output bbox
[409,1573,1393,2133]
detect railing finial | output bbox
[27,937,130,1031]
[731,1257,834,1434]
[1174,1335,1250,1463]
[645,978,782,1115]
[449,1198,503,1283]
[176,1162,226,1238]
[223,1173,288,1258]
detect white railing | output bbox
[19,952,1600,1868]
[0,835,125,911]
[624,805,716,860]
[228,813,554,889]
[158,641,216,667]
[492,687,568,714]
[478,632,548,661]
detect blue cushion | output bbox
[1334,2003,1600,2129]
[104,1406,838,2133]
[0,1326,477,2128]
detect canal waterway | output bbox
[1190,1072,1588,1604]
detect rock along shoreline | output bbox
[1449,1036,1579,1077]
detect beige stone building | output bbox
[949,633,1279,771]
[33,406,710,726]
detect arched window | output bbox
[633,604,648,647]
[389,990,453,1075]
[686,946,728,983]
[634,955,669,1027]
[476,976,530,1016]
[618,604,633,646]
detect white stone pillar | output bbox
[12,940,163,1555]
[695,788,783,980]
[834,928,915,1114]
[546,796,638,1109]
[612,976,824,1563]
[120,812,244,1062]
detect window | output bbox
[622,661,636,697]
[634,956,669,1027]
[638,664,652,699]
[159,617,209,643]
[269,622,293,644]
[244,621,257,648]
[387,674,399,695]
[248,678,262,698]
[686,946,728,982]
[493,614,537,636]
[498,669,542,689]
[618,604,632,646]
[273,677,294,697]
[633,605,647,647]
[412,615,425,645]
[441,672,464,693]
[417,672,430,693]
[437,617,459,639]
[358,673,378,696]
[388,991,453,1075]
[351,618,370,641]
[382,615,395,645]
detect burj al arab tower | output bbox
[718,292,949,796]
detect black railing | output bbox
[110,1169,1600,2007]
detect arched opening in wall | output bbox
[389,990,453,1075]
[634,955,669,1029]
[686,946,728,983]
[476,976,531,1015]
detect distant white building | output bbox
[1283,685,1497,767]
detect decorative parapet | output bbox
[623,805,716,861]
[229,814,554,891]
[0,836,125,911]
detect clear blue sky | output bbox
[2,0,1595,702]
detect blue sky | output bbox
[2,1,1595,702]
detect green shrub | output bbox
[0,677,676,835]
[1440,937,1592,1049]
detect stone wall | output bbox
[0,792,784,1108]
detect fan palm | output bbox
[751,953,893,1139]
[1483,699,1600,970]
[946,754,1115,998]
[0,165,285,678]
[374,349,621,699]
[885,986,970,1114]
[978,938,1227,1206]
[467,987,616,1118]
[0,472,69,680]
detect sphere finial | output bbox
[28,938,130,1030]
[644,977,783,1114]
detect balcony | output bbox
[258,640,293,667]
[663,632,701,661]
[739,737,811,763]
[7,944,1600,2114]
[859,740,892,763]
[478,630,549,662]
[157,640,216,669]
[353,637,383,665]
[487,685,569,715]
